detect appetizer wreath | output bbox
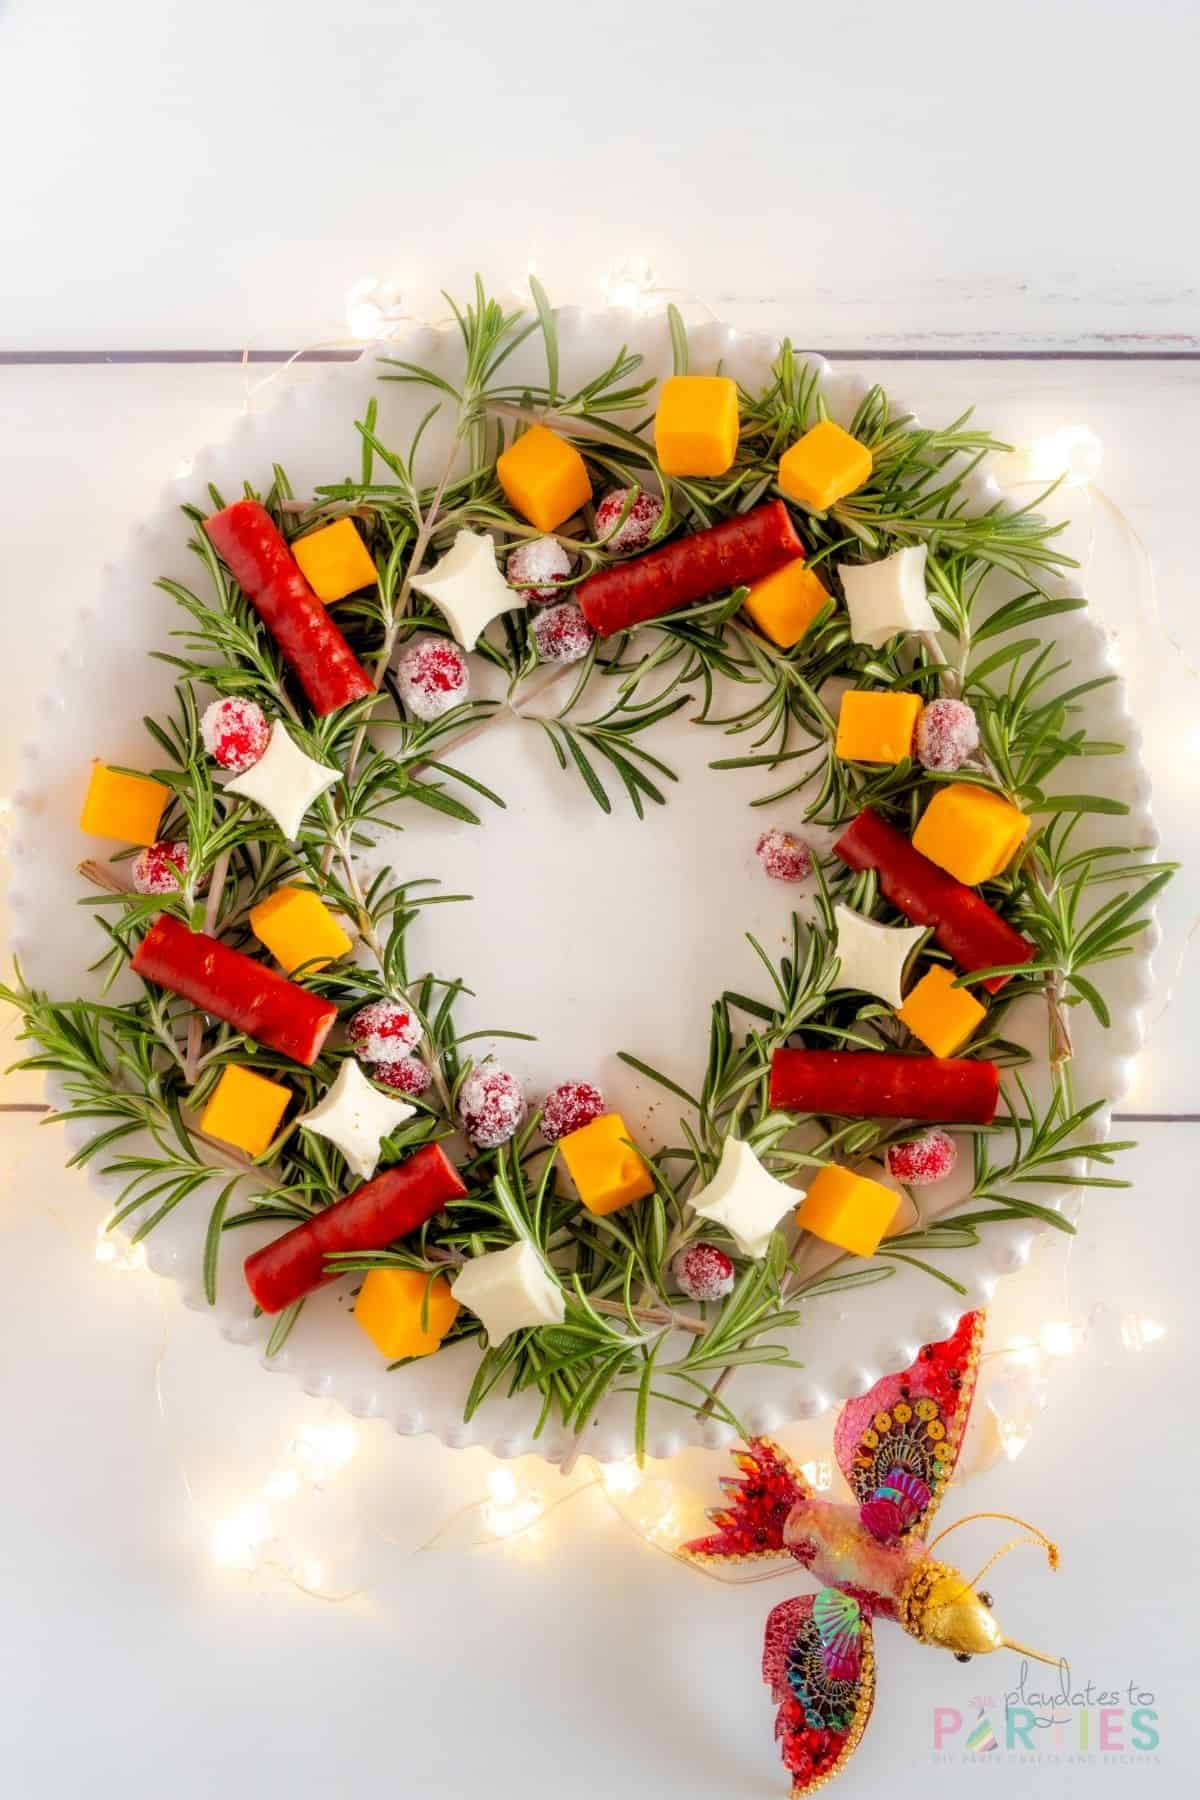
[3,282,1170,1456]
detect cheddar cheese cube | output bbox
[497,424,591,532]
[796,1164,899,1258]
[897,964,987,1057]
[778,420,872,511]
[654,375,740,477]
[199,1063,291,1158]
[743,559,830,649]
[835,691,923,764]
[912,785,1028,886]
[355,1268,460,1360]
[249,885,353,975]
[559,1112,654,1216]
[292,517,378,603]
[80,761,170,846]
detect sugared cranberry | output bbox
[373,1055,433,1097]
[131,839,189,896]
[674,1242,736,1302]
[915,698,980,773]
[540,1081,605,1142]
[532,600,594,664]
[506,535,572,601]
[458,1062,527,1149]
[347,998,422,1063]
[594,486,664,554]
[200,697,271,773]
[395,635,469,722]
[756,827,813,883]
[886,1128,958,1186]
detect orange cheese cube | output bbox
[897,964,987,1057]
[796,1164,899,1258]
[835,691,923,764]
[654,375,740,477]
[912,785,1028,885]
[355,1268,459,1360]
[559,1112,654,1216]
[778,420,872,511]
[743,559,831,649]
[79,761,169,846]
[199,1063,291,1157]
[496,424,591,532]
[292,517,378,603]
[249,885,353,975]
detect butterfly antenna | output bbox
[924,1511,1060,1575]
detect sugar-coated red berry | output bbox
[458,1062,527,1149]
[756,827,813,883]
[915,698,980,773]
[532,600,594,664]
[506,535,573,600]
[347,998,422,1063]
[395,635,470,722]
[373,1055,433,1097]
[200,697,271,773]
[131,839,189,896]
[674,1242,736,1302]
[594,486,664,553]
[540,1081,605,1143]
[887,1127,958,1186]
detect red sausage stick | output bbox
[204,500,374,717]
[243,1143,467,1313]
[577,500,804,637]
[770,1048,999,1125]
[131,914,337,1066]
[834,808,1034,995]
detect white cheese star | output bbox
[409,529,524,651]
[837,544,939,650]
[689,1136,798,1262]
[225,723,341,842]
[450,1239,565,1343]
[296,1058,415,1182]
[832,903,927,1009]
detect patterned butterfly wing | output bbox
[680,1438,810,1565]
[834,1309,984,1545]
[762,1589,876,1795]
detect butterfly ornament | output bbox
[680,1312,1062,1793]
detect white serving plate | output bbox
[8,309,1158,1461]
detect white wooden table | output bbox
[1,4,1196,1794]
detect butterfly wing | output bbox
[679,1438,809,1565]
[763,1589,876,1795]
[834,1309,985,1544]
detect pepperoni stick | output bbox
[131,914,337,1066]
[576,500,804,637]
[769,1048,1000,1125]
[243,1143,467,1313]
[834,807,1035,994]
[204,500,374,717]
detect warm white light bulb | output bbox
[1039,1319,1084,1357]
[599,1458,643,1496]
[604,255,657,314]
[345,275,409,342]
[486,1468,519,1506]
[1120,1314,1167,1351]
[212,1502,273,1571]
[800,1458,833,1493]
[1007,428,1101,493]
[289,1420,358,1485]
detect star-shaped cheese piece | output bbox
[225,723,341,841]
[837,545,939,650]
[832,903,927,1009]
[689,1136,797,1261]
[450,1239,565,1343]
[296,1058,415,1181]
[409,529,524,651]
